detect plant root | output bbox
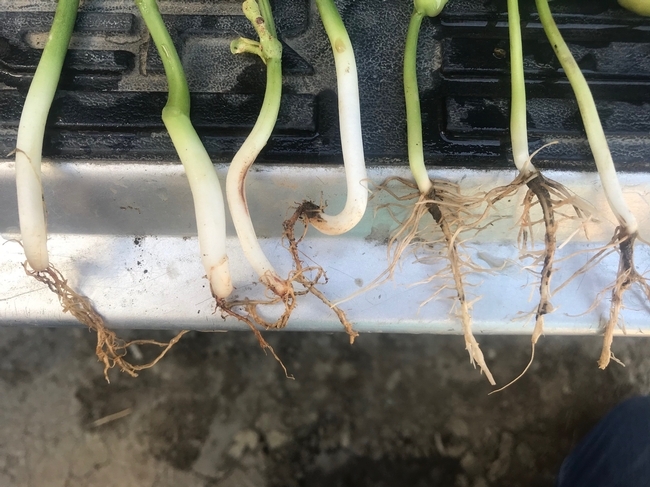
[521,173,557,346]
[487,170,593,392]
[215,276,298,377]
[598,229,650,369]
[214,202,358,376]
[217,201,358,342]
[424,187,495,386]
[24,263,188,382]
[216,301,294,379]
[285,201,359,343]
[352,177,494,384]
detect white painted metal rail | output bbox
[2,161,649,336]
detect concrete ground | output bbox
[0,327,648,487]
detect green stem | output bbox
[134,0,189,115]
[15,0,79,271]
[404,11,431,194]
[507,0,535,175]
[135,0,233,298]
[403,0,449,195]
[226,0,287,295]
[34,0,79,100]
[258,0,277,38]
[618,0,650,16]
[536,0,637,232]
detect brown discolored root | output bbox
[214,271,298,377]
[218,269,301,332]
[216,300,294,379]
[285,201,359,344]
[25,263,188,382]
[488,171,593,392]
[217,201,358,342]
[598,229,650,370]
[522,174,557,345]
[214,202,358,376]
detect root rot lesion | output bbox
[25,264,187,382]
[488,170,595,392]
[597,228,650,369]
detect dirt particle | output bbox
[147,397,218,470]
[337,363,356,380]
[266,430,289,450]
[460,452,479,475]
[228,429,259,459]
[448,418,469,439]
[488,432,514,482]
[473,477,489,487]
[385,370,401,391]
[515,442,536,469]
[493,47,507,59]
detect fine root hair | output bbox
[352,177,495,384]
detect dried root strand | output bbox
[599,229,650,370]
[214,201,358,377]
[216,300,293,379]
[284,201,359,343]
[217,200,358,342]
[25,264,187,382]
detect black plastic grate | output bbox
[0,0,649,170]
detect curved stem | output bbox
[404,0,449,194]
[309,0,368,235]
[226,0,289,296]
[507,0,535,176]
[404,10,432,194]
[136,0,232,298]
[15,0,79,271]
[536,0,637,233]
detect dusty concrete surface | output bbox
[0,327,649,487]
